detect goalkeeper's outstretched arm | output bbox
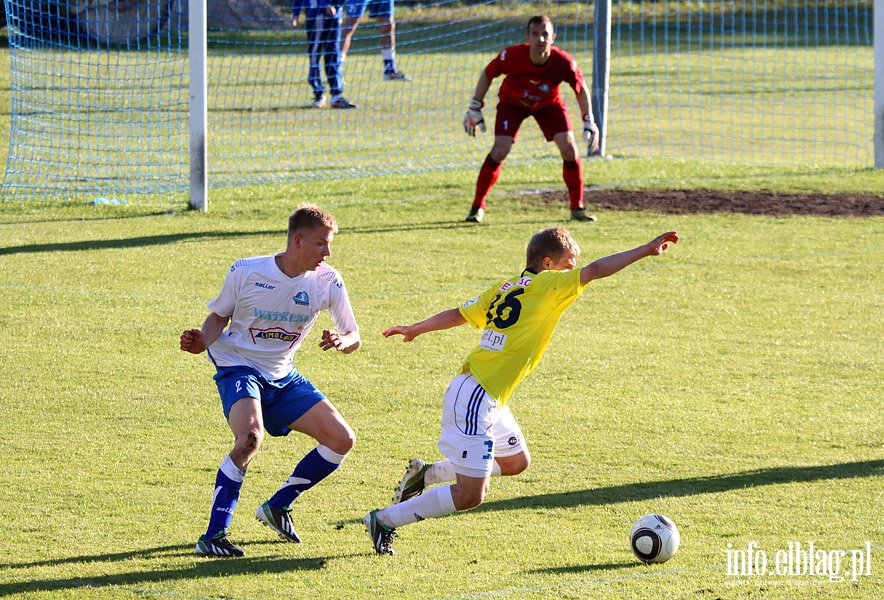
[464,69,494,136]
[470,69,493,104]
[576,86,600,154]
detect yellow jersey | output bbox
[458,267,588,405]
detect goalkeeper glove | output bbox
[583,113,600,155]
[463,98,486,137]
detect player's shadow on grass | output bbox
[475,459,884,514]
[0,230,284,255]
[344,216,558,235]
[0,219,553,255]
[526,561,636,576]
[0,540,363,596]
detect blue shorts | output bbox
[345,0,393,20]
[213,365,326,437]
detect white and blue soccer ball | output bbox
[629,514,680,564]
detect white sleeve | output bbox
[206,262,239,317]
[327,275,359,335]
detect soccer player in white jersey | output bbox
[181,205,361,557]
[363,227,679,555]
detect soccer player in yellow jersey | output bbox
[363,227,679,555]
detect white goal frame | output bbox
[875,0,884,168]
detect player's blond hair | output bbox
[288,204,338,237]
[526,227,580,271]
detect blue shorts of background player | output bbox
[345,0,392,20]
[341,0,409,80]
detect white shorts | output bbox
[437,373,525,478]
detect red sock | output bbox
[562,160,583,210]
[473,155,502,210]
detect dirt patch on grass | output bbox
[531,189,884,217]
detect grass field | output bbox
[0,170,881,599]
[0,6,882,597]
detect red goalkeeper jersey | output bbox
[485,44,585,111]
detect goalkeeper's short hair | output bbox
[526,15,553,34]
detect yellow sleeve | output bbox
[458,284,499,330]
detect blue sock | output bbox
[383,58,395,73]
[203,455,245,540]
[267,445,347,509]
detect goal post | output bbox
[875,0,884,168]
[1,1,878,207]
[591,0,611,158]
[189,0,207,211]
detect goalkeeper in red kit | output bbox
[462,15,600,224]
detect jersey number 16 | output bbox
[485,288,524,329]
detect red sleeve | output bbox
[557,48,586,96]
[484,44,521,80]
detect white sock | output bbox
[425,459,500,485]
[425,460,456,486]
[220,454,246,481]
[379,485,456,528]
[316,444,348,465]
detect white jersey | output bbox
[205,255,358,380]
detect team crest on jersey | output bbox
[293,291,309,305]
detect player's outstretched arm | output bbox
[319,329,361,354]
[180,312,231,354]
[580,231,679,286]
[383,308,467,342]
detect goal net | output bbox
[0,1,874,206]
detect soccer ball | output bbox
[630,514,680,564]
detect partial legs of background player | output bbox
[553,129,597,222]
[341,15,410,80]
[304,8,357,109]
[468,131,595,223]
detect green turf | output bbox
[0,5,881,595]
[0,178,880,599]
